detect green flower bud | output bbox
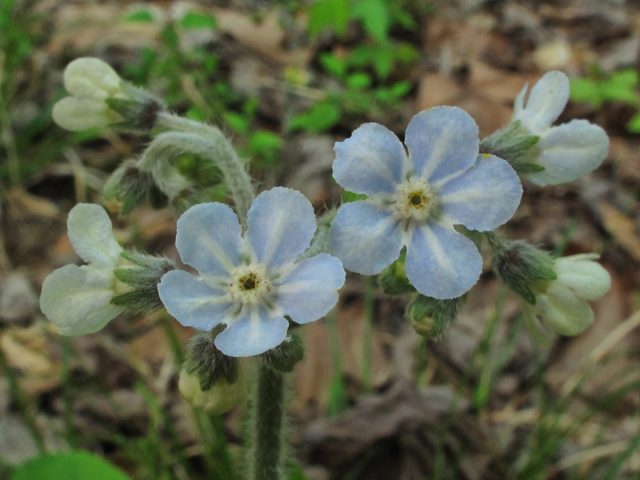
[260,330,304,372]
[184,329,239,390]
[179,365,247,415]
[479,120,542,175]
[104,160,168,215]
[378,253,415,295]
[488,235,556,305]
[111,250,175,314]
[407,294,466,338]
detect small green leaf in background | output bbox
[308,0,349,37]
[600,69,639,104]
[627,112,640,133]
[288,102,341,133]
[320,53,347,78]
[223,112,249,134]
[10,451,132,480]
[347,72,372,89]
[352,0,390,43]
[123,10,154,23]
[570,77,603,107]
[180,11,217,30]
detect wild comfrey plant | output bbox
[39,57,612,480]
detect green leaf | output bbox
[180,11,217,30]
[373,50,394,78]
[320,53,346,78]
[342,191,368,202]
[223,112,249,134]
[123,10,154,23]
[308,0,349,37]
[10,451,132,480]
[351,0,390,43]
[627,112,640,133]
[288,102,341,133]
[390,80,411,98]
[248,131,284,152]
[569,77,602,107]
[347,72,372,89]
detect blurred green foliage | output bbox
[570,68,640,132]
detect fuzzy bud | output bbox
[489,235,556,305]
[184,330,240,390]
[104,160,168,215]
[407,294,466,338]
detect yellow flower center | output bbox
[394,179,436,221]
[228,264,272,307]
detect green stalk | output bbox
[361,276,375,393]
[250,364,286,480]
[0,344,46,453]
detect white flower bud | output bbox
[523,254,611,336]
[52,58,127,131]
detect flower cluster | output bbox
[158,188,345,357]
[330,106,523,299]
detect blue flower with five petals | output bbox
[330,106,522,299]
[158,187,345,357]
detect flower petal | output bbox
[52,97,122,131]
[517,71,569,133]
[555,255,611,301]
[176,203,242,277]
[40,264,122,335]
[158,270,234,331]
[67,203,122,266]
[329,201,402,275]
[64,57,123,99]
[246,188,316,269]
[214,309,289,357]
[405,223,482,299]
[405,107,479,182]
[511,83,528,122]
[525,120,609,186]
[439,154,522,231]
[332,123,407,196]
[537,283,594,335]
[277,253,345,324]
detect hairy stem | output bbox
[251,364,286,480]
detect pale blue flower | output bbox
[512,71,609,186]
[158,187,345,357]
[330,106,522,299]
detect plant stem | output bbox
[251,364,286,480]
[361,276,375,393]
[0,344,46,454]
